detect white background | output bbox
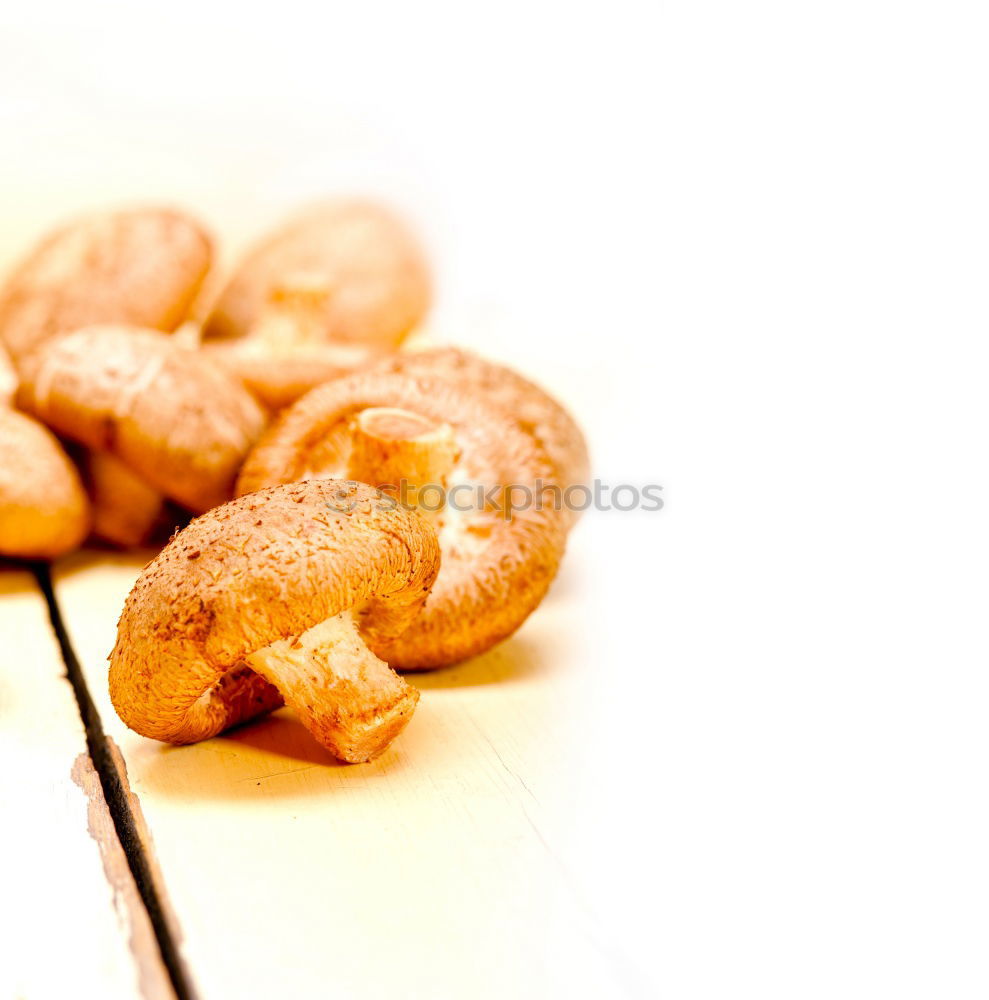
[3,2,989,997]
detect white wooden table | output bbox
[0,563,171,999]
[2,519,627,999]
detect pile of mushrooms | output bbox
[0,198,588,763]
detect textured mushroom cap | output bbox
[202,339,382,410]
[202,200,431,349]
[0,207,212,364]
[0,408,89,559]
[237,372,568,669]
[109,480,440,744]
[375,347,590,493]
[17,325,266,513]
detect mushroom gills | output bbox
[244,611,419,763]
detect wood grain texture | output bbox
[52,538,626,999]
[0,564,173,1000]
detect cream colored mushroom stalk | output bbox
[256,271,334,347]
[110,480,440,762]
[244,612,418,761]
[347,407,459,517]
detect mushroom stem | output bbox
[244,611,419,763]
[252,272,333,348]
[346,407,458,516]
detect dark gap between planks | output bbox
[34,564,199,1000]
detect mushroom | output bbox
[374,347,590,501]
[109,480,440,762]
[85,452,169,549]
[202,199,431,351]
[0,408,90,559]
[237,372,568,669]
[202,271,384,409]
[0,206,212,365]
[17,325,266,514]
[0,342,17,407]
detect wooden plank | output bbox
[52,534,628,999]
[0,564,174,1000]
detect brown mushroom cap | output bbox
[202,199,431,350]
[109,480,440,760]
[237,372,568,669]
[16,325,266,513]
[374,347,590,495]
[0,408,89,559]
[0,206,212,364]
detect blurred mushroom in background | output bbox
[17,325,266,517]
[202,271,386,410]
[83,452,174,549]
[0,205,216,546]
[0,342,17,407]
[0,206,213,366]
[0,408,90,560]
[204,199,430,348]
[201,199,430,408]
